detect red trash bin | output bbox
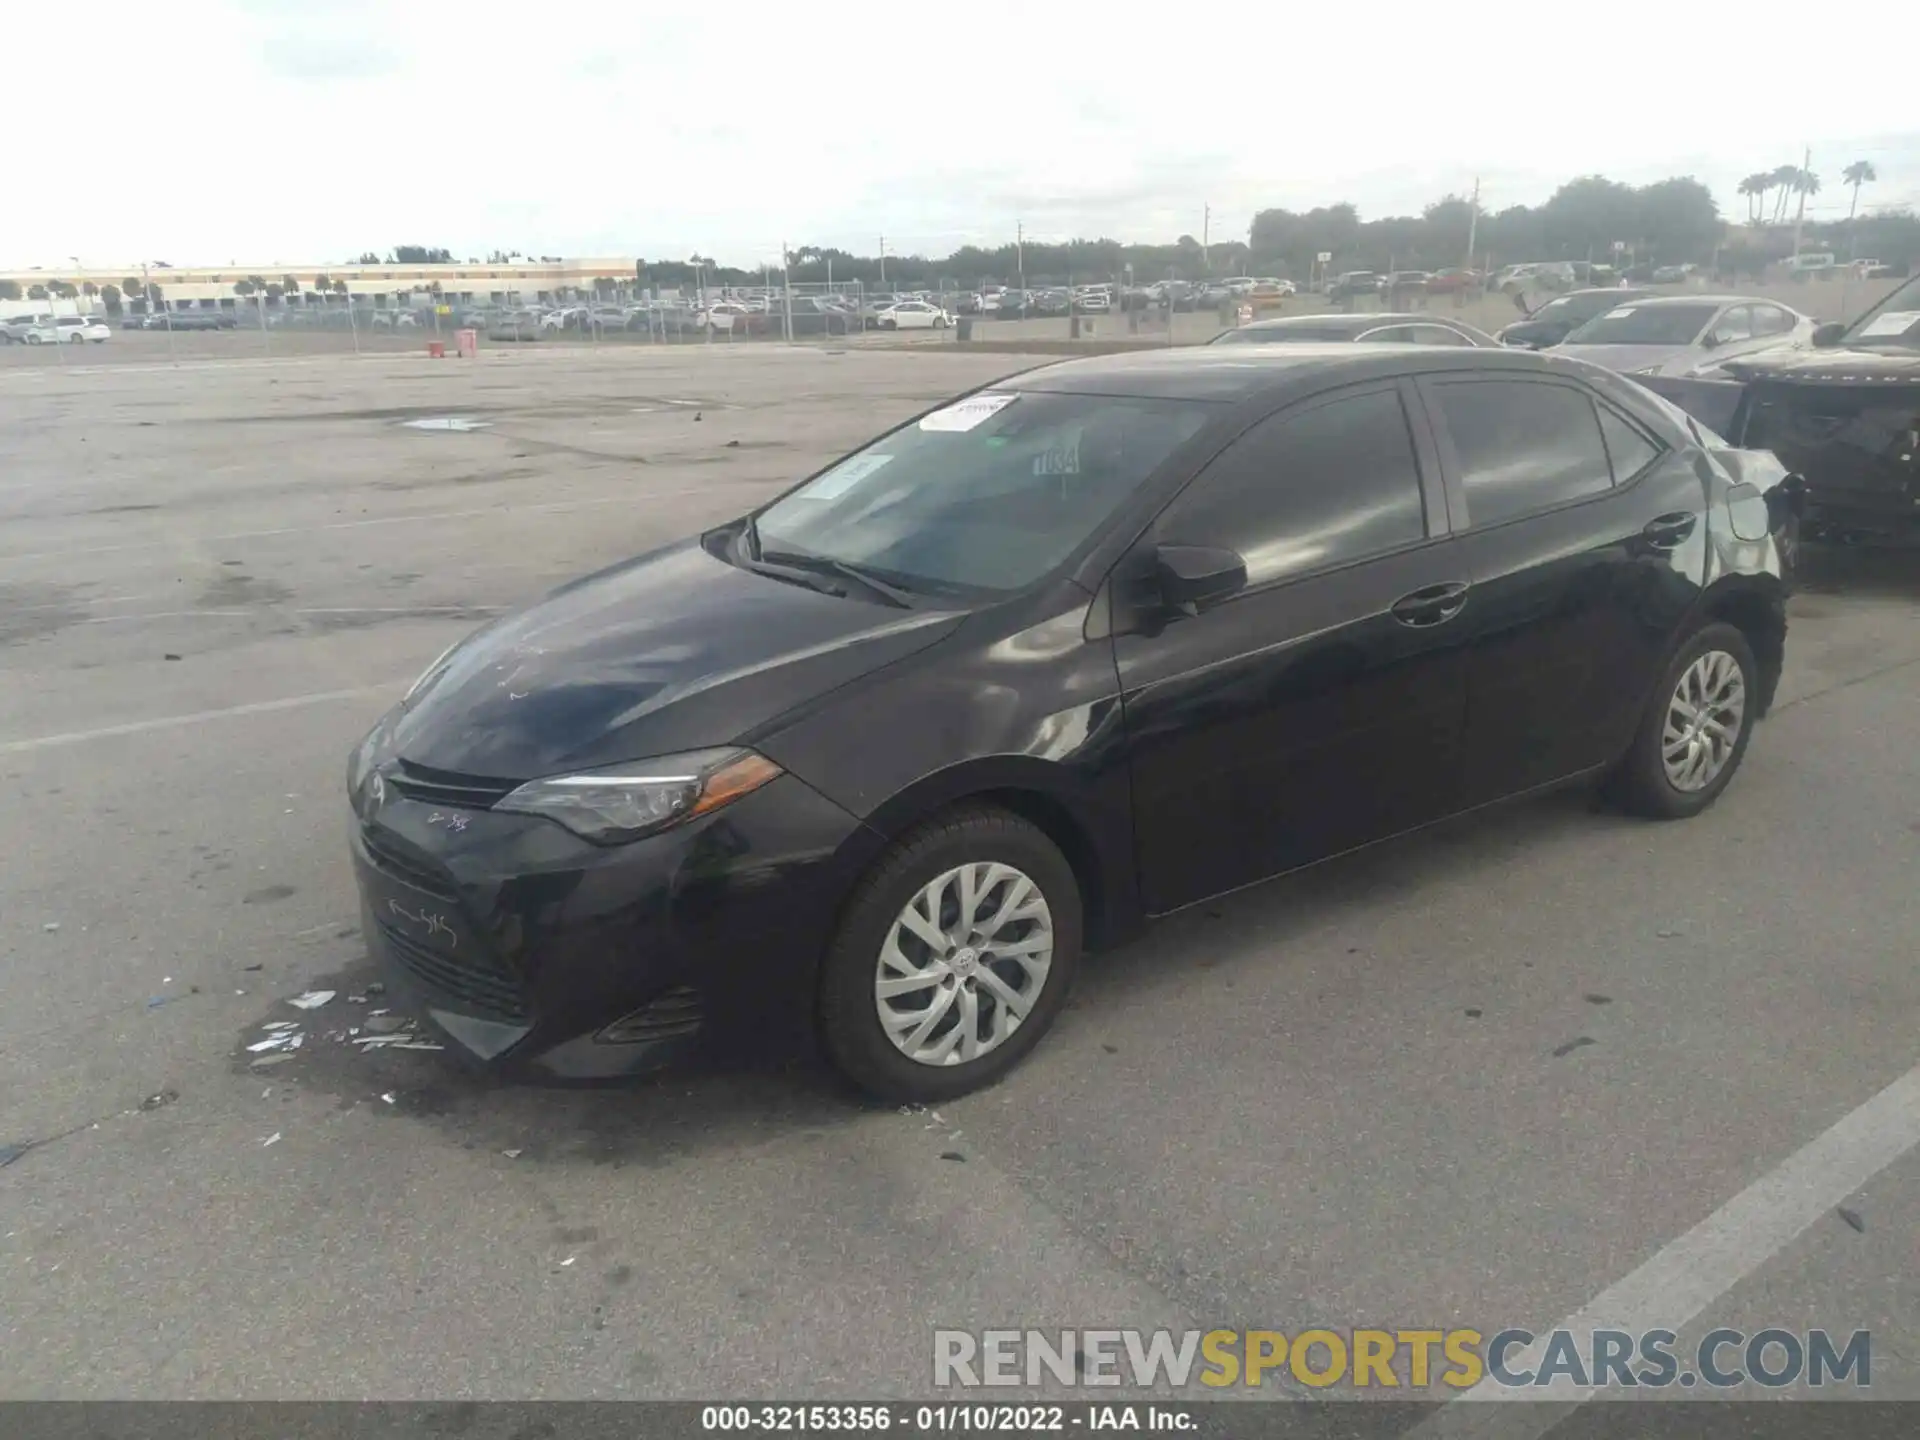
[427,341,446,358]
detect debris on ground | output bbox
[248,1053,296,1071]
[345,992,368,1004]
[503,1149,523,1159]
[362,1015,410,1034]
[139,1089,179,1112]
[42,923,59,933]
[287,990,336,1010]
[0,1141,32,1168]
[246,1027,304,1054]
[380,1093,396,1106]
[1838,1206,1865,1233]
[260,1132,282,1147]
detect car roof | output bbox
[1001,343,1569,402]
[1625,295,1750,307]
[1235,312,1442,335]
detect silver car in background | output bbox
[1552,295,1814,378]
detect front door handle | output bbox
[1642,511,1698,549]
[1391,581,1470,628]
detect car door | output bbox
[1415,372,1706,807]
[1112,380,1470,914]
[1704,303,1757,362]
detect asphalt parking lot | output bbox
[3,344,1919,1414]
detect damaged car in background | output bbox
[1636,274,1919,545]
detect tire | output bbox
[26,334,41,345]
[69,332,85,343]
[935,316,949,329]
[1611,621,1759,820]
[818,805,1082,1103]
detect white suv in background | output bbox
[23,317,111,344]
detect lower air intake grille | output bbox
[378,921,531,1024]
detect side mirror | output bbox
[1811,321,1846,348]
[1155,544,1247,616]
[1700,331,1724,349]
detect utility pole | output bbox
[1791,144,1812,258]
[878,235,886,286]
[1016,220,1025,295]
[1464,175,1480,271]
[1202,203,1210,275]
[781,239,793,343]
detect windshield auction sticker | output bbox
[920,393,1018,432]
[1858,310,1919,337]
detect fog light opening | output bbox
[594,986,704,1046]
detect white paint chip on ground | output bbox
[288,990,335,1010]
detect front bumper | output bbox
[348,763,880,1081]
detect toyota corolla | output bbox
[347,346,1796,1101]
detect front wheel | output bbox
[69,332,86,343]
[818,806,1081,1102]
[26,334,42,345]
[1610,621,1759,820]
[934,316,949,328]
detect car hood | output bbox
[1548,342,1692,374]
[389,537,962,779]
[1718,346,1920,384]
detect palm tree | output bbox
[1769,163,1800,224]
[1737,172,1770,225]
[1842,160,1877,221]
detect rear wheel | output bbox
[1611,622,1758,820]
[818,806,1081,1102]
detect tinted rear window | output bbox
[1431,380,1614,527]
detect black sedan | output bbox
[348,345,1796,1100]
[1211,313,1499,347]
[1497,287,1654,349]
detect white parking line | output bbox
[0,486,757,567]
[1406,1059,1920,1436]
[0,686,395,755]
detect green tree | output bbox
[101,283,123,315]
[357,252,381,264]
[1767,163,1800,223]
[27,284,48,300]
[1737,172,1769,225]
[1637,177,1720,262]
[122,275,144,297]
[46,280,78,300]
[0,279,20,301]
[233,279,256,297]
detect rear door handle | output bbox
[1642,511,1698,548]
[1391,581,1470,628]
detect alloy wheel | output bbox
[1662,649,1746,792]
[874,862,1053,1067]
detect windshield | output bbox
[1565,303,1715,346]
[752,392,1212,596]
[1211,324,1355,345]
[1842,275,1920,348]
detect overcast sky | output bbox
[6,0,1917,270]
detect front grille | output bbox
[378,921,531,1023]
[386,760,518,810]
[360,826,457,899]
[597,985,704,1045]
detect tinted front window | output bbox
[754,392,1212,596]
[1155,388,1428,586]
[1565,304,1716,346]
[1432,380,1613,527]
[1752,304,1795,336]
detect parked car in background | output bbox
[155,310,226,331]
[782,297,855,336]
[1,312,52,342]
[1328,271,1385,301]
[487,311,544,342]
[1384,271,1431,296]
[24,317,111,344]
[1427,268,1482,294]
[1492,262,1576,294]
[1498,287,1654,349]
[877,300,952,330]
[347,344,1794,1100]
[1554,296,1815,377]
[1210,313,1500,347]
[1645,272,1920,544]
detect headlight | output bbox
[346,726,382,810]
[494,748,783,845]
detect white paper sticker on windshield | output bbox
[919,392,1018,432]
[1858,310,1920,337]
[801,453,892,499]
[1033,443,1080,476]
[1604,307,1638,319]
